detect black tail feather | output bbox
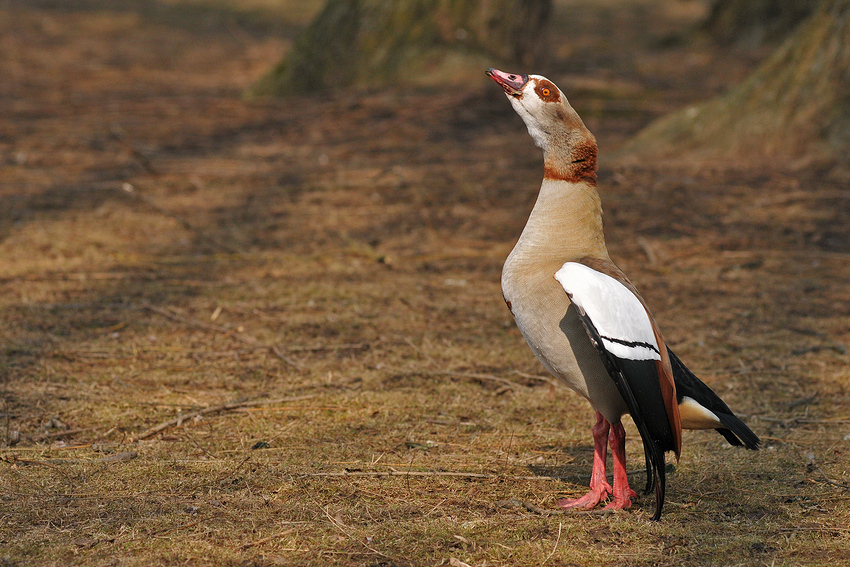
[716,427,743,447]
[667,348,760,450]
[643,446,653,494]
[716,412,761,450]
[651,454,665,522]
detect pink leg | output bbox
[558,412,612,509]
[602,421,637,510]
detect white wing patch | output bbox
[554,262,660,361]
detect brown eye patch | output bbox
[534,80,560,103]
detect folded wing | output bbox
[554,261,681,520]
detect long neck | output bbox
[508,178,609,268]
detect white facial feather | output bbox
[554,262,660,361]
[506,75,554,149]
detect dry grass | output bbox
[1,0,849,565]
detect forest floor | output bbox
[1,1,849,566]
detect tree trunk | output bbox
[703,0,820,45]
[249,0,552,97]
[625,0,850,167]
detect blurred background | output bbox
[1,0,849,564]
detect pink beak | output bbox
[486,68,528,96]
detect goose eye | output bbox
[534,81,560,102]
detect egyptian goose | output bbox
[486,68,759,520]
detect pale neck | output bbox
[510,178,609,264]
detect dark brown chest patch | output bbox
[544,138,598,184]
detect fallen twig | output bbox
[777,526,850,534]
[318,503,393,560]
[751,416,850,425]
[269,343,367,369]
[144,301,368,371]
[239,528,298,550]
[791,345,847,356]
[2,451,136,469]
[3,456,72,477]
[403,336,439,367]
[269,344,303,370]
[237,406,346,412]
[132,395,316,441]
[510,370,561,388]
[755,189,850,207]
[426,370,530,391]
[142,301,230,334]
[496,497,619,517]
[143,301,306,370]
[36,427,92,441]
[676,488,733,503]
[95,451,138,464]
[542,521,562,565]
[308,470,491,479]
[284,343,368,353]
[637,237,659,266]
[807,455,850,491]
[119,519,204,544]
[302,470,586,483]
[784,394,819,409]
[499,497,565,516]
[213,455,251,485]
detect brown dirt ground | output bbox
[1,1,849,566]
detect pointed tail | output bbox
[668,348,760,450]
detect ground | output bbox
[1,1,849,566]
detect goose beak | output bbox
[486,68,528,97]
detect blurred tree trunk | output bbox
[625,0,850,167]
[703,0,820,45]
[249,0,551,97]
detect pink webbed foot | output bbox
[558,412,614,510]
[600,488,637,511]
[558,480,613,510]
[601,421,637,511]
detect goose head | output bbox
[486,68,597,183]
